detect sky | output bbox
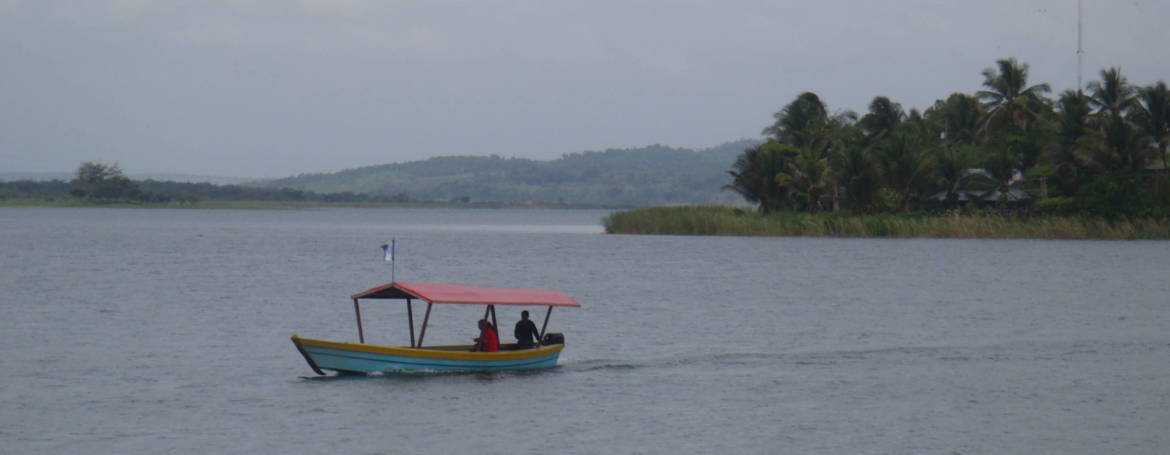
[2,0,1168,178]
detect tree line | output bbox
[0,162,407,204]
[726,58,1169,219]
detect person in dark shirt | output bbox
[514,310,541,348]
[474,319,499,352]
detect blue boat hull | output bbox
[292,334,563,374]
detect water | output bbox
[2,207,1168,454]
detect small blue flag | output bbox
[381,242,394,263]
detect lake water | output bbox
[1,207,1168,454]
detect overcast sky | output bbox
[3,0,1167,178]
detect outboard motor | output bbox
[541,332,565,346]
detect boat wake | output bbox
[560,339,1142,373]
[562,352,790,373]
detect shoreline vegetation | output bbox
[0,162,625,210]
[603,206,1170,240]
[711,58,1170,245]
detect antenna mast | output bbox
[1077,0,1084,92]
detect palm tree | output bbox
[1056,90,1093,148]
[1012,127,1054,173]
[1102,115,1149,172]
[977,58,1052,134]
[872,130,935,211]
[725,139,798,213]
[1087,67,1137,117]
[981,144,1023,204]
[777,147,832,213]
[1050,89,1093,195]
[1088,68,1149,172]
[763,92,829,148]
[932,144,981,207]
[831,145,880,213]
[859,96,905,144]
[813,112,864,212]
[1133,81,1170,171]
[928,93,984,145]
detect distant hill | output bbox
[258,140,761,206]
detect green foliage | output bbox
[726,58,1166,222]
[70,162,169,203]
[930,93,983,145]
[871,130,934,211]
[1076,173,1152,220]
[763,92,828,148]
[859,96,905,143]
[1133,81,1170,170]
[779,147,833,213]
[725,139,796,213]
[932,144,981,204]
[1087,67,1138,117]
[831,145,880,213]
[1049,90,1093,195]
[0,179,72,200]
[977,58,1051,132]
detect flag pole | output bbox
[381,238,397,283]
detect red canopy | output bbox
[351,282,581,307]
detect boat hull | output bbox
[291,334,564,374]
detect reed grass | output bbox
[602,206,1170,239]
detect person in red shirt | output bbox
[474,319,499,352]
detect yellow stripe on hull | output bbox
[292,334,564,362]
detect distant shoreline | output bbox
[602,206,1170,240]
[0,198,625,211]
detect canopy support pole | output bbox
[407,298,415,348]
[416,302,433,348]
[539,306,553,341]
[353,298,365,344]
